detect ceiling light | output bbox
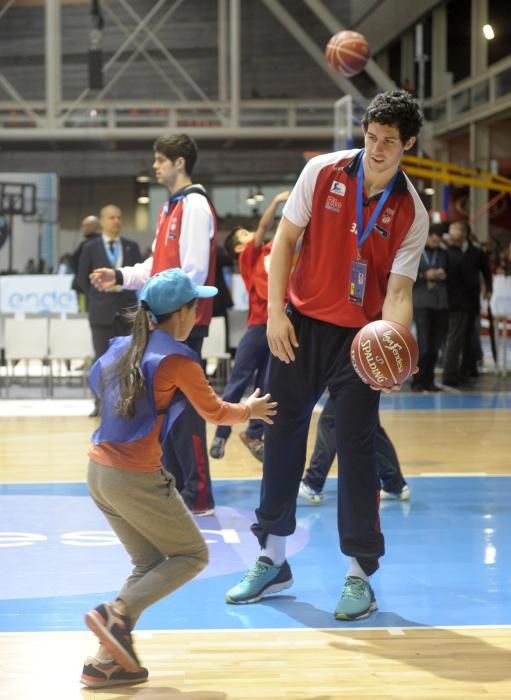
[136,171,151,183]
[254,188,264,202]
[137,194,150,204]
[424,187,435,195]
[482,24,494,40]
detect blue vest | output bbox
[89,329,199,445]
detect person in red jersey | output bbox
[90,134,218,516]
[209,191,289,462]
[225,90,428,621]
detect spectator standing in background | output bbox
[71,215,101,311]
[411,226,449,392]
[442,221,492,387]
[77,205,142,415]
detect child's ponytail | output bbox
[115,306,151,417]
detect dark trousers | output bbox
[442,310,469,384]
[215,324,269,441]
[162,331,214,512]
[253,307,383,577]
[412,307,448,387]
[304,396,406,495]
[91,317,132,360]
[461,314,481,377]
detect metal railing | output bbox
[423,54,511,135]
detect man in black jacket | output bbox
[411,226,449,391]
[71,215,101,310]
[442,221,492,387]
[77,205,142,363]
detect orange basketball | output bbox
[325,30,370,77]
[350,320,418,389]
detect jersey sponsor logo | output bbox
[325,195,342,212]
[329,180,346,196]
[381,207,395,224]
[374,224,390,238]
[167,219,178,238]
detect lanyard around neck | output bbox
[356,151,398,252]
[422,249,438,267]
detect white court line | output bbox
[3,473,510,485]
[1,623,511,637]
[144,623,511,635]
[0,399,94,417]
[418,472,510,477]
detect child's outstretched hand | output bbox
[245,388,278,424]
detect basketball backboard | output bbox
[0,182,37,216]
[333,95,365,151]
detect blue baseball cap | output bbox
[140,268,217,323]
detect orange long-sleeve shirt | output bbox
[88,355,250,472]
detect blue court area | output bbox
[379,391,511,410]
[1,475,510,633]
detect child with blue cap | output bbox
[80,268,277,689]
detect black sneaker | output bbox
[80,656,148,688]
[209,436,226,459]
[239,432,264,462]
[85,603,141,672]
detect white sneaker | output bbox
[380,484,411,501]
[298,481,323,505]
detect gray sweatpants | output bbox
[87,459,209,623]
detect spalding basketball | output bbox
[350,320,419,389]
[325,30,370,77]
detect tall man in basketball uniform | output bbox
[225,91,428,620]
[90,134,217,516]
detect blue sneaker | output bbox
[334,576,377,620]
[225,556,293,604]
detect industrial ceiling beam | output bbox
[303,0,395,92]
[260,0,367,109]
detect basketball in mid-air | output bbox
[350,320,419,389]
[325,30,370,77]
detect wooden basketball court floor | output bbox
[0,389,511,699]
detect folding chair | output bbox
[2,317,49,395]
[202,317,232,391]
[48,315,94,395]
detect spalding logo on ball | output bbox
[325,30,370,77]
[350,320,419,388]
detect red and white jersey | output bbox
[120,185,217,327]
[283,149,428,327]
[120,187,215,291]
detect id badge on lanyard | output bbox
[349,152,397,306]
[349,255,368,306]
